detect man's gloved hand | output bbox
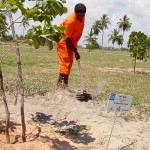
[75,51,80,60]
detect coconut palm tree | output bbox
[99,14,111,49]
[109,29,119,49]
[19,17,30,37]
[117,15,132,38]
[84,28,95,45]
[84,28,99,52]
[92,20,101,40]
[117,35,124,49]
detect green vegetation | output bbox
[1,0,68,142]
[84,14,131,49]
[0,12,8,39]
[117,15,132,38]
[128,31,150,72]
[1,44,150,111]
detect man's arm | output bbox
[66,38,80,60]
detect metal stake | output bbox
[106,113,118,150]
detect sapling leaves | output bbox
[128,31,150,72]
[46,39,53,51]
[1,0,67,50]
[33,36,40,49]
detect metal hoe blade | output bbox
[76,90,92,102]
[76,59,92,102]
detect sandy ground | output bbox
[0,89,150,150]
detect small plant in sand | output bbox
[0,0,67,143]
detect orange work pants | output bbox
[56,45,74,75]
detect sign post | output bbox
[106,93,132,150]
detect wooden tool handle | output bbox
[77,59,84,90]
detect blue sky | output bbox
[12,0,150,48]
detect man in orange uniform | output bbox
[56,3,86,87]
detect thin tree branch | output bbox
[0,40,27,64]
[119,141,137,150]
[0,15,23,34]
[0,0,7,8]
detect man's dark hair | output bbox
[74,3,86,13]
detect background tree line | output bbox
[84,14,132,50]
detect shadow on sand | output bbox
[1,112,95,149]
[31,112,52,124]
[54,120,96,145]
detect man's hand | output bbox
[75,51,80,60]
[66,38,80,60]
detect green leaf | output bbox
[33,15,39,21]
[19,6,26,15]
[39,36,45,46]
[28,39,33,46]
[52,33,61,42]
[10,5,18,13]
[38,15,45,22]
[53,25,66,31]
[26,28,35,39]
[60,0,66,3]
[8,0,17,4]
[63,7,67,13]
[46,39,53,51]
[0,2,6,9]
[20,0,25,2]
[33,36,40,49]
[15,0,68,46]
[28,6,39,16]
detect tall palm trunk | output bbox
[113,43,114,49]
[7,9,26,142]
[23,28,24,37]
[101,30,104,50]
[121,31,125,49]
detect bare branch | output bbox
[0,0,7,8]
[0,40,27,64]
[0,15,23,34]
[119,141,137,150]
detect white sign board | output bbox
[107,93,132,113]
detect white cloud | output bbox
[9,0,150,48]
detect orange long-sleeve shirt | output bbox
[56,12,85,48]
[56,12,85,75]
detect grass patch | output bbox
[0,44,150,113]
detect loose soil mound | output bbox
[0,90,150,150]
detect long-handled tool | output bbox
[76,59,92,102]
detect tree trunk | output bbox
[121,31,124,49]
[23,28,24,37]
[101,30,104,50]
[0,67,10,143]
[134,56,137,73]
[7,9,26,142]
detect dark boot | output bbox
[57,73,69,88]
[57,74,62,86]
[63,74,68,85]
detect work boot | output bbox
[57,73,62,87]
[57,73,69,88]
[63,74,68,89]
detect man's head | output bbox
[74,3,86,21]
